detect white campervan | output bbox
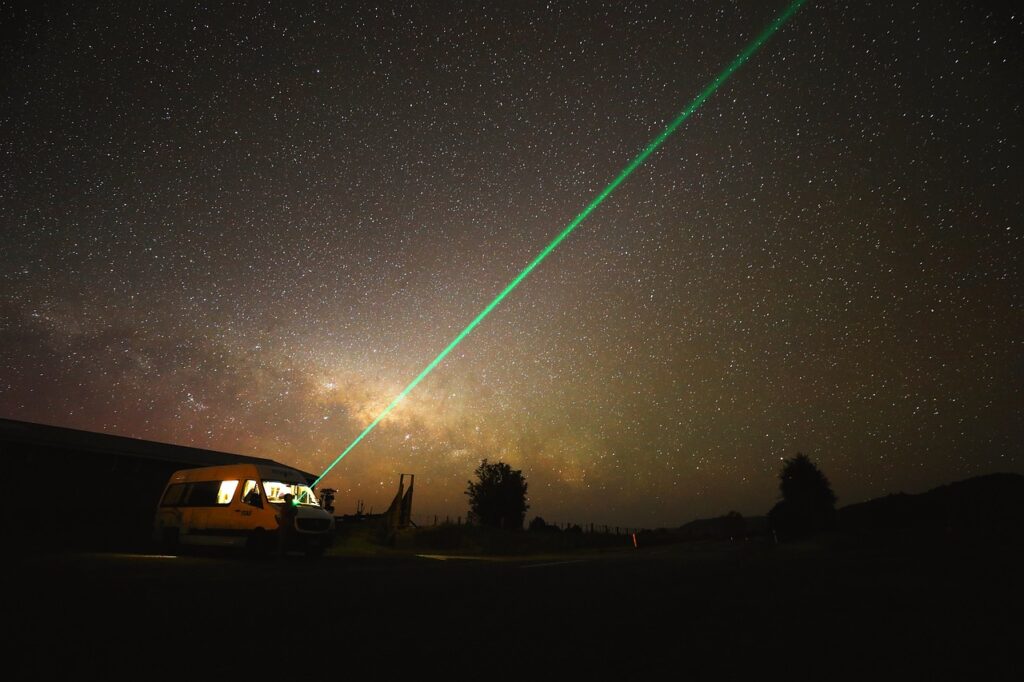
[153,463,334,556]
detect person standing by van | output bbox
[277,492,298,556]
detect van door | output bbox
[154,482,188,542]
[233,479,264,532]
[211,479,241,543]
[184,480,239,545]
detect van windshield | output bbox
[263,481,320,506]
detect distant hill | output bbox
[837,473,1024,533]
[635,512,768,546]
[652,473,1024,546]
[671,512,768,541]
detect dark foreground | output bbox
[11,531,1022,678]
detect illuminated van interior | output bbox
[160,478,319,507]
[262,481,319,506]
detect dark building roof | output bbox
[0,417,316,482]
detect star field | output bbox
[1,1,1021,527]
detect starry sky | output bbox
[1,1,1021,527]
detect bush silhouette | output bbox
[769,453,837,538]
[466,459,529,530]
[529,516,559,532]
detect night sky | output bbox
[2,1,1021,527]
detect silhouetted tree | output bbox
[769,453,837,538]
[466,459,529,530]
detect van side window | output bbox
[241,480,263,508]
[184,481,237,507]
[160,483,188,507]
[218,480,239,505]
[186,482,218,506]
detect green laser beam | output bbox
[313,0,808,487]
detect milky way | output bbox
[2,1,1021,527]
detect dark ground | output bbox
[10,530,1022,678]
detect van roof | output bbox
[169,463,313,484]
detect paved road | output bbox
[11,536,1021,676]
